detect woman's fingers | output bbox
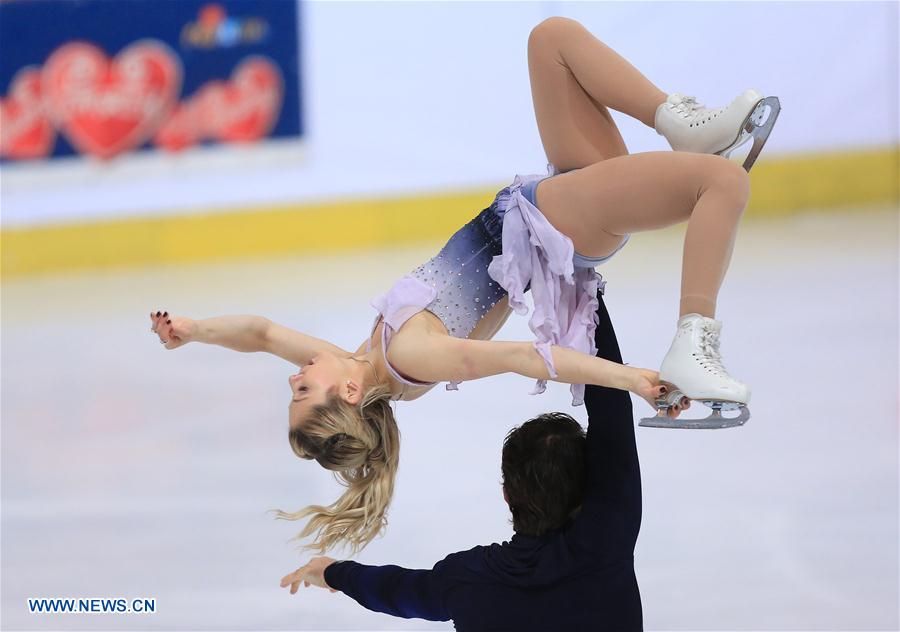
[149,310,184,349]
[640,381,693,419]
[152,312,168,343]
[162,317,177,347]
[665,397,692,418]
[150,310,169,339]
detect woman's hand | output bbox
[631,368,690,418]
[149,311,197,350]
[280,557,339,594]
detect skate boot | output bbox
[655,90,781,172]
[640,313,751,429]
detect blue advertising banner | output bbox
[0,0,303,161]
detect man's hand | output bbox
[280,557,339,594]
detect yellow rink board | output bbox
[2,147,897,279]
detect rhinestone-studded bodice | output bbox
[371,172,612,404]
[409,200,510,338]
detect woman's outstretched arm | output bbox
[261,320,352,364]
[387,333,658,400]
[149,312,350,365]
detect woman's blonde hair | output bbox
[277,384,399,554]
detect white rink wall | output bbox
[2,0,898,227]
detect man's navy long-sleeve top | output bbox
[324,294,643,631]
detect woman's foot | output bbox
[655,89,766,156]
[640,313,751,429]
[659,313,750,402]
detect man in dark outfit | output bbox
[281,293,683,630]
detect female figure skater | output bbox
[150,17,777,553]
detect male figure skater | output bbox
[281,291,686,630]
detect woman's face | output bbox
[287,352,345,430]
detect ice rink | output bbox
[2,206,898,631]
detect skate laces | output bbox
[671,94,703,119]
[698,322,727,374]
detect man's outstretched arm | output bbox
[578,293,642,543]
[281,557,451,622]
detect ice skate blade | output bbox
[719,96,781,172]
[639,403,751,430]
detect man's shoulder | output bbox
[434,542,493,574]
[433,539,544,590]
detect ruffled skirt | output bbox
[487,173,604,406]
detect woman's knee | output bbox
[528,17,581,52]
[702,155,751,208]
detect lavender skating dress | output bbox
[369,170,629,406]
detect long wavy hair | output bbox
[276,384,399,554]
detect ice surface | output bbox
[2,208,897,630]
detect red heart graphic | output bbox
[195,56,283,143]
[42,40,182,159]
[154,100,202,152]
[0,66,56,159]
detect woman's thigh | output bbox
[535,152,734,257]
[528,20,628,172]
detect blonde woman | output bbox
[150,17,777,553]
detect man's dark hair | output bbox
[501,412,586,536]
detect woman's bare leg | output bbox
[528,18,750,319]
[537,152,751,318]
[528,17,667,171]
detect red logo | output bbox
[42,40,182,159]
[0,66,56,159]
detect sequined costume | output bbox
[369,170,630,405]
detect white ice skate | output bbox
[640,313,751,430]
[655,90,781,172]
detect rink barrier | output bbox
[2,146,897,279]
[745,146,898,215]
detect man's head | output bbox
[501,412,586,536]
